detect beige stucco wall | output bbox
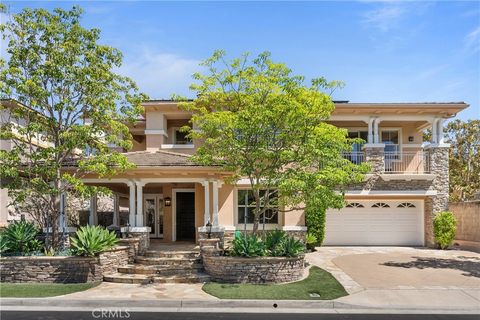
[282,207,305,227]
[219,184,235,226]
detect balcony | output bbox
[343,151,431,174]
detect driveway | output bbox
[306,247,480,311]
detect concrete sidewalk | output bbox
[1,297,479,314]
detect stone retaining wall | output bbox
[0,246,129,283]
[203,255,305,284]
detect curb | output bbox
[1,298,479,314]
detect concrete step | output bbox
[117,264,204,276]
[134,256,202,266]
[144,250,200,259]
[103,272,210,284]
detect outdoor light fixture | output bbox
[409,136,414,142]
[206,220,213,239]
[164,197,171,207]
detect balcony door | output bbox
[144,195,164,239]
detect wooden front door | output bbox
[175,191,195,241]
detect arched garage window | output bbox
[397,202,416,208]
[372,202,390,208]
[345,202,364,208]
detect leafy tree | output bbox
[0,6,146,249]
[445,120,480,201]
[180,51,368,233]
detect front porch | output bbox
[81,178,226,244]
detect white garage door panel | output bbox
[324,200,424,246]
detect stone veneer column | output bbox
[425,145,450,247]
[363,145,385,191]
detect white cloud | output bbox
[363,4,405,32]
[118,47,201,99]
[361,1,431,32]
[465,26,480,53]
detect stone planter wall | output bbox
[118,238,141,263]
[0,246,129,283]
[202,254,305,284]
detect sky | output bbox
[1,0,479,120]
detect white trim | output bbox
[235,178,252,186]
[381,174,435,181]
[424,143,451,149]
[144,129,168,136]
[345,190,437,196]
[282,226,307,231]
[161,144,195,149]
[198,226,225,233]
[363,143,386,148]
[120,226,151,233]
[330,115,436,122]
[172,188,195,242]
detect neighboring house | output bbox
[72,100,468,248]
[0,99,52,227]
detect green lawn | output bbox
[0,282,100,298]
[202,266,348,300]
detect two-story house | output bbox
[76,100,468,248]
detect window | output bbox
[397,202,416,208]
[174,128,192,145]
[371,202,390,208]
[237,189,278,224]
[348,131,368,152]
[381,130,399,153]
[345,202,364,208]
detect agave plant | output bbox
[0,232,9,255]
[282,236,305,257]
[3,220,40,254]
[265,229,287,257]
[231,233,266,257]
[70,225,118,257]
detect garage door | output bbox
[323,200,424,246]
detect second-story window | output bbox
[174,128,192,145]
[382,130,399,153]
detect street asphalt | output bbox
[1,311,479,320]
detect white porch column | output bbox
[432,118,438,144]
[201,181,210,225]
[373,118,381,143]
[212,181,222,226]
[367,118,374,144]
[136,181,145,226]
[437,118,445,144]
[113,194,119,226]
[127,181,136,227]
[89,194,97,225]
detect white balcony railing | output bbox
[384,151,430,174]
[343,151,430,174]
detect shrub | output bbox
[305,205,326,246]
[434,211,457,250]
[231,233,266,257]
[305,233,317,251]
[264,229,287,256]
[70,225,118,257]
[282,236,305,257]
[3,220,41,254]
